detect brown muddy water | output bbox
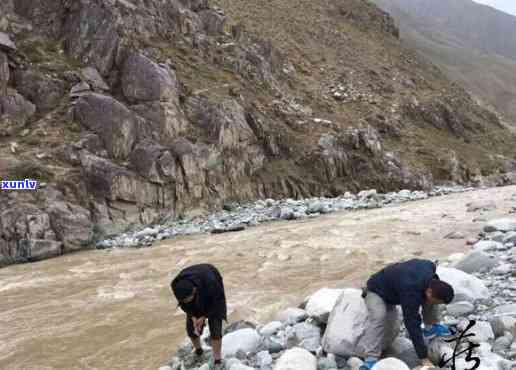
[1,186,515,370]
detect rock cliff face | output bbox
[1,0,515,266]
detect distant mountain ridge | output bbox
[372,0,516,126]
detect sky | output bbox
[473,0,516,16]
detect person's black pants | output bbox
[186,315,223,340]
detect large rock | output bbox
[371,357,410,370]
[0,203,62,265]
[494,303,516,317]
[47,201,93,253]
[473,240,504,251]
[490,316,516,337]
[80,67,109,91]
[14,69,66,111]
[276,308,309,324]
[292,321,321,352]
[453,250,499,273]
[0,92,36,136]
[260,321,283,336]
[383,337,420,368]
[73,93,138,159]
[221,328,260,358]
[446,301,475,316]
[273,347,317,370]
[305,288,344,323]
[322,288,369,357]
[128,140,166,184]
[484,218,516,232]
[503,231,516,244]
[0,32,16,51]
[436,266,489,302]
[130,101,189,143]
[122,53,177,103]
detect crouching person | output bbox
[359,259,455,370]
[171,264,227,369]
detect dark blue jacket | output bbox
[367,259,437,359]
[172,264,227,320]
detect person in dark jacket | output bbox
[171,264,227,369]
[358,259,455,370]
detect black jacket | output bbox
[172,264,227,320]
[367,259,437,359]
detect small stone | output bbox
[444,231,466,239]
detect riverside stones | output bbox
[484,218,516,233]
[371,357,410,370]
[436,266,490,302]
[304,288,343,323]
[273,347,316,370]
[454,250,499,273]
[221,328,261,358]
[276,308,308,325]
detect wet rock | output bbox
[467,200,497,212]
[221,328,260,358]
[273,347,316,370]
[436,266,490,302]
[73,93,138,159]
[454,250,499,273]
[473,240,504,252]
[484,218,516,233]
[122,53,178,103]
[304,288,344,323]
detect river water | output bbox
[1,186,515,370]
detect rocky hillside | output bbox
[372,0,516,126]
[1,0,516,266]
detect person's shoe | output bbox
[210,359,223,370]
[423,323,453,340]
[359,359,377,370]
[194,348,204,356]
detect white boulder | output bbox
[221,328,261,358]
[436,267,489,302]
[273,347,317,370]
[305,288,344,323]
[371,357,410,370]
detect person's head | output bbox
[425,279,454,305]
[171,279,197,304]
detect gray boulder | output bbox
[122,53,177,103]
[273,347,316,370]
[0,31,16,51]
[453,250,499,273]
[484,218,516,232]
[292,321,321,352]
[73,93,138,159]
[47,201,93,253]
[128,140,166,183]
[503,231,516,244]
[490,316,516,337]
[383,337,420,368]
[446,301,475,316]
[198,9,226,35]
[436,266,489,302]
[473,240,504,251]
[221,328,260,358]
[305,288,344,323]
[276,308,308,324]
[466,200,496,212]
[260,321,283,337]
[80,67,109,91]
[0,92,36,136]
[14,69,66,111]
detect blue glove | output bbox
[423,323,452,338]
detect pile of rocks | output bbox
[161,215,516,370]
[96,186,473,249]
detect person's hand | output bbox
[193,316,206,335]
[421,358,434,367]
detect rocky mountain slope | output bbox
[372,0,516,127]
[1,0,516,266]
